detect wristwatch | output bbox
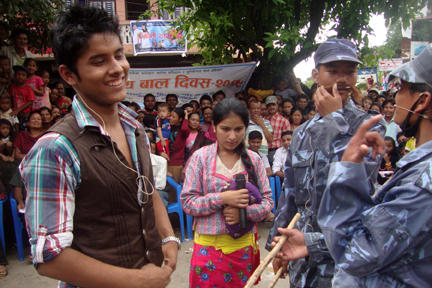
[161,236,181,250]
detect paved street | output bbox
[1,222,289,288]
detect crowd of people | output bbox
[0,5,431,288]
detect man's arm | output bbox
[252,115,274,143]
[10,101,32,117]
[37,248,172,288]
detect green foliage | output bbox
[384,20,403,58]
[146,0,425,85]
[1,0,63,54]
[304,76,315,89]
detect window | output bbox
[125,0,149,20]
[89,0,116,17]
[161,7,188,20]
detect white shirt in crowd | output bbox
[272,146,288,175]
[150,153,167,191]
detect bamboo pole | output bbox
[244,212,301,288]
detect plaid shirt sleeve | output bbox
[20,132,81,265]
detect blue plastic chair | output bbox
[9,191,25,261]
[268,176,276,213]
[275,176,282,203]
[186,214,193,240]
[166,177,185,242]
[179,181,193,241]
[0,194,8,255]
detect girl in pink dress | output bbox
[23,59,45,110]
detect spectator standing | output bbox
[245,99,273,155]
[382,98,401,144]
[1,28,34,66]
[143,93,157,115]
[248,131,272,177]
[23,58,45,109]
[212,90,225,102]
[53,82,71,114]
[166,93,178,111]
[265,95,290,166]
[199,106,212,133]
[9,66,35,130]
[272,131,292,179]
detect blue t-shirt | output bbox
[155,117,171,140]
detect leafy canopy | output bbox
[1,0,63,54]
[145,0,425,85]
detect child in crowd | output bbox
[0,119,15,162]
[369,102,382,114]
[0,55,11,96]
[51,106,61,119]
[272,130,292,179]
[0,96,19,132]
[275,77,296,100]
[306,107,317,120]
[49,88,59,107]
[9,65,35,130]
[146,128,156,143]
[23,59,44,108]
[181,98,272,287]
[248,130,272,177]
[38,70,52,109]
[53,82,71,114]
[155,102,171,157]
[377,136,401,185]
[362,95,373,111]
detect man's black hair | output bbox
[51,5,121,80]
[0,55,10,63]
[248,130,263,140]
[297,94,308,101]
[181,103,193,110]
[282,130,293,137]
[144,93,155,101]
[11,28,29,39]
[212,90,225,101]
[409,83,432,94]
[200,94,212,105]
[166,94,178,101]
[143,114,156,127]
[382,98,395,108]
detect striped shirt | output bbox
[265,113,290,149]
[20,97,147,272]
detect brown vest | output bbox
[49,114,163,268]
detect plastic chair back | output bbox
[9,191,25,261]
[0,194,8,255]
[268,176,276,213]
[166,177,185,242]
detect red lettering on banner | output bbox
[174,75,211,89]
[126,81,135,89]
[139,79,169,89]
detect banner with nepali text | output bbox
[125,62,256,105]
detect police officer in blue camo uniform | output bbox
[315,43,432,287]
[266,38,387,288]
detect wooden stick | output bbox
[244,213,301,288]
[266,267,283,288]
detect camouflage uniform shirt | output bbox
[318,139,432,287]
[266,100,386,288]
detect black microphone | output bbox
[235,174,247,228]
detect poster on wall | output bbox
[130,20,187,55]
[125,62,257,105]
[411,41,430,59]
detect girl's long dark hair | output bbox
[213,98,258,186]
